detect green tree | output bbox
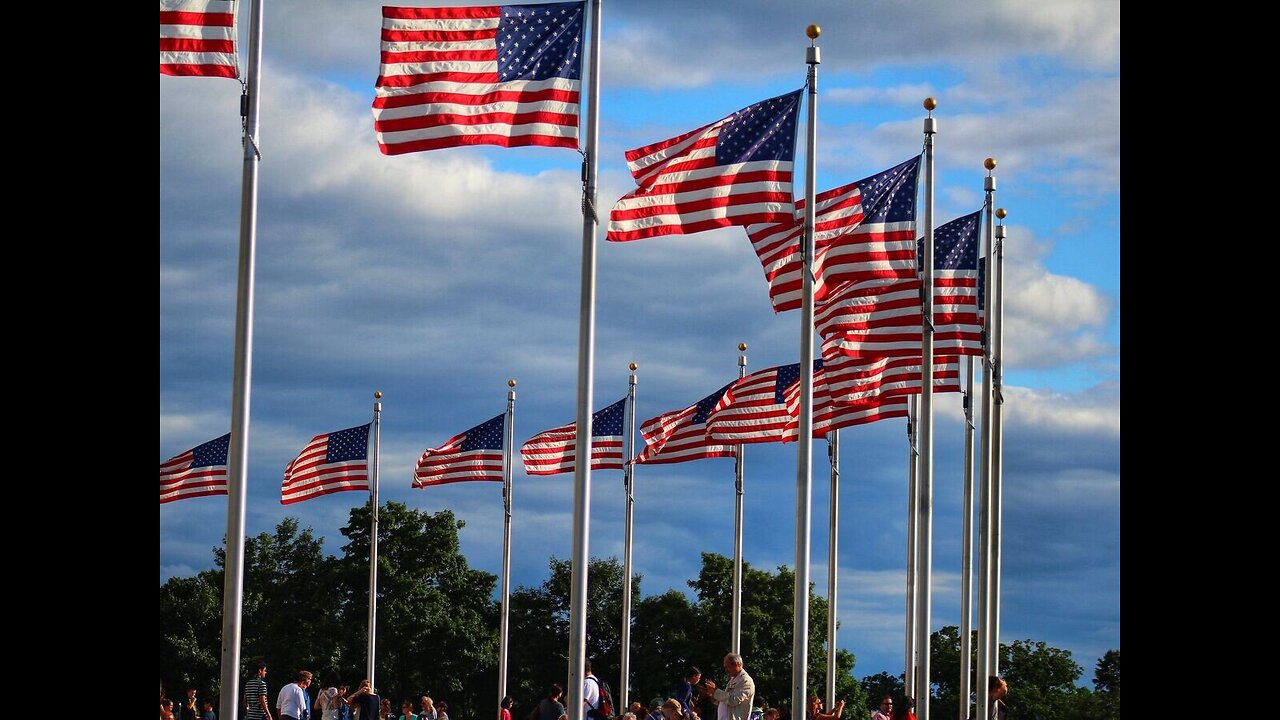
[858,672,903,715]
[159,569,224,701]
[338,502,499,718]
[686,554,866,718]
[1093,649,1119,694]
[506,556,639,709]
[1001,638,1083,720]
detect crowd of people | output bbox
[162,654,1007,720]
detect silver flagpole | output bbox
[825,430,840,709]
[990,210,1007,681]
[216,0,263,714]
[621,363,638,708]
[904,397,918,692]
[568,2,603,718]
[368,392,382,688]
[499,380,517,716]
[958,356,976,720]
[975,164,996,720]
[732,343,747,655]
[793,25,821,720]
[961,159,994,720]
[915,97,938,720]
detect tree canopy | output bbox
[160,507,1116,720]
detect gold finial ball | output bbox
[508,379,517,388]
[984,157,997,171]
[923,97,937,111]
[996,208,1008,219]
[738,342,748,352]
[374,390,383,399]
[629,362,638,371]
[806,24,821,39]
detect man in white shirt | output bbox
[277,670,313,720]
[583,659,601,718]
[700,654,754,720]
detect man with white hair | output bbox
[700,654,755,720]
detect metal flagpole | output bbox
[498,380,517,715]
[793,25,821,720]
[368,392,383,688]
[958,355,976,720]
[975,164,997,720]
[961,159,994,720]
[915,97,938,719]
[904,396,917,692]
[732,343,747,655]
[621,363,638,707]
[568,2,603,718]
[990,209,1007,681]
[825,430,840,709]
[216,0,263,714]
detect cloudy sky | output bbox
[160,0,1119,685]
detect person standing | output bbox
[180,689,200,720]
[700,654,755,720]
[987,677,1007,720]
[871,697,893,720]
[675,668,701,719]
[349,681,379,720]
[277,671,313,720]
[245,660,273,720]
[199,700,216,720]
[533,684,569,720]
[583,660,601,719]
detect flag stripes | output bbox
[160,433,230,503]
[281,424,371,505]
[160,0,238,78]
[608,90,802,242]
[373,2,584,155]
[521,398,626,475]
[415,413,506,487]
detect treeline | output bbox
[160,502,1117,720]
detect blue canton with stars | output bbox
[854,156,920,224]
[715,89,802,166]
[497,2,583,82]
[593,398,626,436]
[326,424,371,463]
[978,262,986,311]
[462,414,506,451]
[770,361,823,402]
[191,433,231,468]
[918,209,981,271]
[692,383,737,423]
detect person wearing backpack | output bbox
[583,660,614,720]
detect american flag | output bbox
[372,2,584,155]
[521,397,626,475]
[415,413,506,487]
[803,369,911,437]
[607,90,802,242]
[746,157,920,312]
[817,209,984,358]
[159,433,230,504]
[635,383,737,464]
[821,354,961,407]
[706,362,805,444]
[921,209,983,355]
[281,424,371,505]
[160,0,238,78]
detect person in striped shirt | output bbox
[244,659,272,720]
